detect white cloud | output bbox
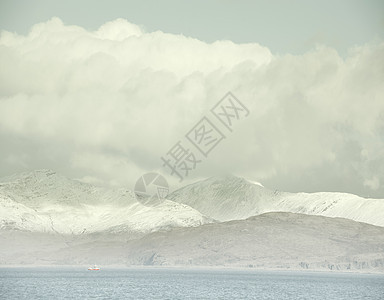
[0,18,383,198]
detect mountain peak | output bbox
[33,169,57,175]
[189,175,265,192]
[168,174,272,221]
[202,175,264,188]
[0,169,58,183]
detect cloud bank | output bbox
[0,17,383,197]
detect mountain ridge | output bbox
[0,170,213,234]
[1,170,384,236]
[168,175,384,227]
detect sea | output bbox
[0,267,383,299]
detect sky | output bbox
[0,0,383,197]
[1,0,384,55]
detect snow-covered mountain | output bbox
[0,170,212,234]
[1,170,384,235]
[168,175,384,227]
[1,170,384,272]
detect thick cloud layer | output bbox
[0,18,383,197]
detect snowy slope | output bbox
[168,175,384,227]
[168,176,278,221]
[2,171,383,234]
[0,169,133,208]
[0,170,212,234]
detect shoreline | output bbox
[1,264,383,275]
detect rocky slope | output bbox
[1,212,384,272]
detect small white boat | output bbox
[88,265,100,271]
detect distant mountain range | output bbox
[1,170,384,272]
[168,175,384,226]
[0,170,211,234]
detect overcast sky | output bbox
[0,0,383,197]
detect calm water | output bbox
[0,267,383,299]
